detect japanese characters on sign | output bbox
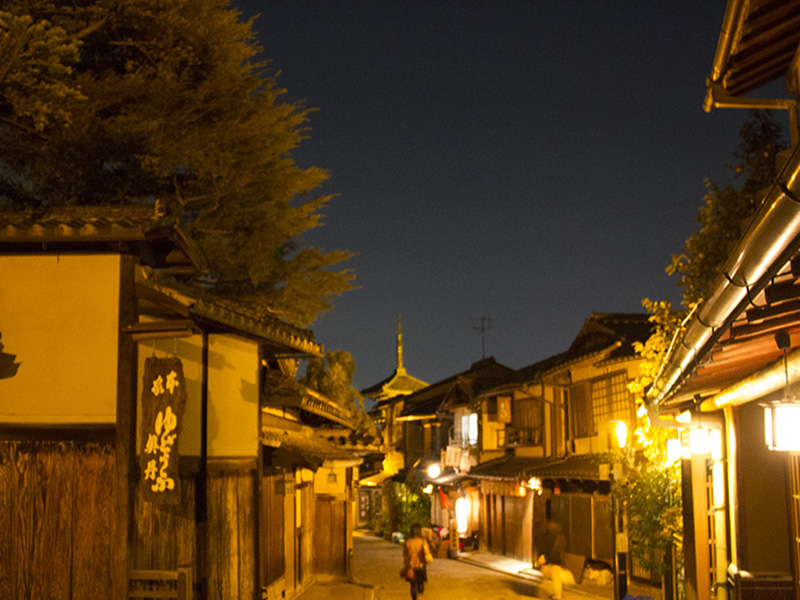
[140,356,187,505]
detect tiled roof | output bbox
[470,454,601,482]
[565,312,651,359]
[0,206,207,272]
[261,426,361,469]
[481,352,570,395]
[0,206,157,242]
[137,268,322,356]
[469,455,550,480]
[361,368,428,399]
[399,357,513,418]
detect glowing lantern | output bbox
[764,401,800,451]
[455,497,470,534]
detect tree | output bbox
[624,110,786,594]
[633,110,787,396]
[0,0,353,326]
[668,110,786,308]
[603,409,683,578]
[300,350,378,438]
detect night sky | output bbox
[233,1,772,391]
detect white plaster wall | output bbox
[0,254,120,423]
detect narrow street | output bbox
[352,533,543,600]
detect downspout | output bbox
[703,0,799,145]
[649,142,800,408]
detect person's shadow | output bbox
[504,578,540,597]
[0,332,21,380]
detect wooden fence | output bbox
[0,440,116,599]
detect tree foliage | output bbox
[633,110,787,396]
[668,110,786,307]
[0,0,353,326]
[300,350,378,438]
[624,110,786,586]
[605,409,683,576]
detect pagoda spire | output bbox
[396,315,406,373]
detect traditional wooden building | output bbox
[0,207,360,600]
[361,317,428,476]
[359,317,427,530]
[471,313,651,582]
[649,3,800,599]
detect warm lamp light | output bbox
[422,484,433,494]
[527,476,543,494]
[689,428,710,455]
[615,421,628,449]
[666,438,682,464]
[764,401,800,451]
[427,463,441,479]
[455,497,470,534]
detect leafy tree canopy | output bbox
[602,409,683,576]
[623,110,786,582]
[0,0,353,326]
[668,109,786,308]
[300,350,378,438]
[633,110,787,396]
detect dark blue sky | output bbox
[234,1,774,391]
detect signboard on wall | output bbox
[445,445,462,468]
[140,356,187,505]
[497,396,511,423]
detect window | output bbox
[460,413,478,448]
[469,413,478,446]
[485,396,511,423]
[590,372,634,431]
[511,397,544,445]
[570,381,594,437]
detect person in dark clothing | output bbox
[537,520,567,599]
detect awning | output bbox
[469,455,550,481]
[469,454,600,482]
[261,426,362,471]
[527,455,600,481]
[427,471,477,489]
[359,471,394,487]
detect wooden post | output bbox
[256,344,264,594]
[195,331,209,600]
[115,254,139,598]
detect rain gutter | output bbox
[703,0,799,145]
[707,0,744,87]
[699,345,800,412]
[649,143,800,408]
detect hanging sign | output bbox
[140,356,187,505]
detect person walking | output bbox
[401,522,434,600]
[536,520,567,600]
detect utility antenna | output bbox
[472,315,492,359]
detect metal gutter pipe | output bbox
[707,0,744,87]
[650,143,800,407]
[700,345,800,411]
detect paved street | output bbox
[299,532,659,600]
[352,533,544,600]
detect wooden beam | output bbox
[116,253,139,599]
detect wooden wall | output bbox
[314,496,346,576]
[262,467,285,587]
[0,440,116,600]
[131,464,259,600]
[206,469,257,600]
[132,472,196,572]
